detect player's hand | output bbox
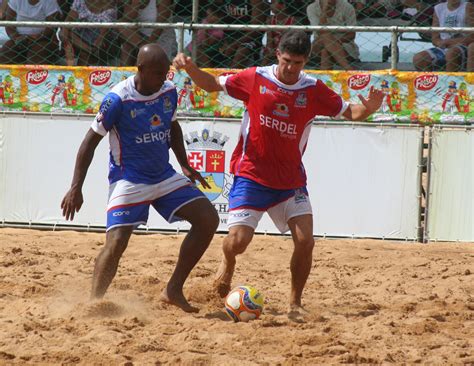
[61,187,83,221]
[173,53,194,71]
[181,164,211,189]
[358,86,384,114]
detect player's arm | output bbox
[61,129,103,220]
[343,86,384,121]
[170,120,210,189]
[173,53,223,92]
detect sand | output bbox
[0,228,472,365]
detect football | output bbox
[224,285,264,322]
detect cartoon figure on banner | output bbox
[51,74,67,108]
[442,81,460,114]
[185,129,231,205]
[458,82,470,113]
[193,86,207,108]
[0,76,4,104]
[2,75,15,104]
[389,81,402,112]
[380,80,390,113]
[178,77,194,111]
[66,75,77,106]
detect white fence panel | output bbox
[306,125,422,239]
[426,128,474,242]
[0,117,423,239]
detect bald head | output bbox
[134,44,171,95]
[137,43,170,68]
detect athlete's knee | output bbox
[104,228,132,257]
[225,227,253,254]
[188,201,219,234]
[294,236,315,253]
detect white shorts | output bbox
[228,193,313,233]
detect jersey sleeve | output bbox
[218,67,256,103]
[312,80,348,118]
[91,92,122,136]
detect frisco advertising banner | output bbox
[0,65,473,124]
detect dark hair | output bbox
[278,30,311,58]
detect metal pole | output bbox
[177,22,185,53]
[423,126,434,243]
[191,0,199,61]
[417,127,425,242]
[391,28,398,70]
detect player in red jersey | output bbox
[173,30,383,315]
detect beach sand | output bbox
[0,228,472,365]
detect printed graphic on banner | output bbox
[413,74,473,124]
[185,128,232,216]
[3,65,474,125]
[345,73,409,123]
[0,71,19,108]
[175,70,243,118]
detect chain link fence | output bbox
[0,0,465,70]
[0,0,474,123]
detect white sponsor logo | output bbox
[135,130,171,144]
[112,211,130,216]
[259,114,297,135]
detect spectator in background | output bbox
[61,0,118,66]
[0,0,61,64]
[186,4,225,68]
[0,1,8,19]
[413,0,474,71]
[218,0,268,68]
[262,0,296,65]
[119,0,177,66]
[307,0,359,70]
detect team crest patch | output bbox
[185,129,230,202]
[294,188,307,203]
[295,92,307,107]
[163,96,173,113]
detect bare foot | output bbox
[213,258,235,298]
[160,288,199,313]
[287,304,309,323]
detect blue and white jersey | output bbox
[91,76,178,185]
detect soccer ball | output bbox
[224,285,264,322]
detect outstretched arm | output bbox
[61,129,103,220]
[343,86,384,121]
[170,120,210,189]
[173,53,223,93]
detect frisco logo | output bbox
[414,75,438,91]
[347,74,371,90]
[26,70,48,84]
[89,70,111,86]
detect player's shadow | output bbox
[203,310,231,321]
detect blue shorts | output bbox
[107,174,206,231]
[228,176,312,233]
[426,45,468,69]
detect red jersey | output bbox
[219,66,347,190]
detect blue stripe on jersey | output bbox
[96,77,178,185]
[229,176,309,211]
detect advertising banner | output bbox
[0,66,473,124]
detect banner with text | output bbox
[0,66,473,124]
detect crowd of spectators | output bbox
[0,0,472,71]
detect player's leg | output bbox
[287,214,314,310]
[92,179,152,299]
[160,197,219,312]
[267,187,313,311]
[214,224,255,297]
[91,225,134,299]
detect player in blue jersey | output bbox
[61,44,219,313]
